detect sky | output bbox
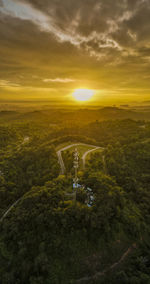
[0,0,150,105]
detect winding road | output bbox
[82,147,103,169]
[1,142,104,222]
[76,243,137,283]
[57,143,103,174]
[0,137,30,223]
[0,141,137,283]
[0,198,21,223]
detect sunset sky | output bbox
[0,0,150,105]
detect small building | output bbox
[73,183,81,189]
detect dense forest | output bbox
[0,107,150,283]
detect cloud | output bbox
[0,80,20,87]
[19,0,150,64]
[0,0,150,102]
[0,0,147,62]
[43,78,76,83]
[0,0,51,29]
[0,0,140,53]
[0,0,89,46]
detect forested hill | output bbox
[0,108,150,283]
[44,119,150,147]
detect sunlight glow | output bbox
[72,88,95,102]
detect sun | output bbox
[72,88,95,102]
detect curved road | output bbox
[1,143,104,222]
[82,147,103,169]
[0,137,30,223]
[0,198,21,223]
[57,143,104,174]
[76,244,136,283]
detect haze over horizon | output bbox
[0,0,150,105]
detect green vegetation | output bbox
[61,144,97,172]
[0,174,144,284]
[0,144,59,216]
[85,148,104,163]
[0,106,150,283]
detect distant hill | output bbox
[1,107,150,125]
[17,110,49,122]
[0,111,19,123]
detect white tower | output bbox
[73,148,79,200]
